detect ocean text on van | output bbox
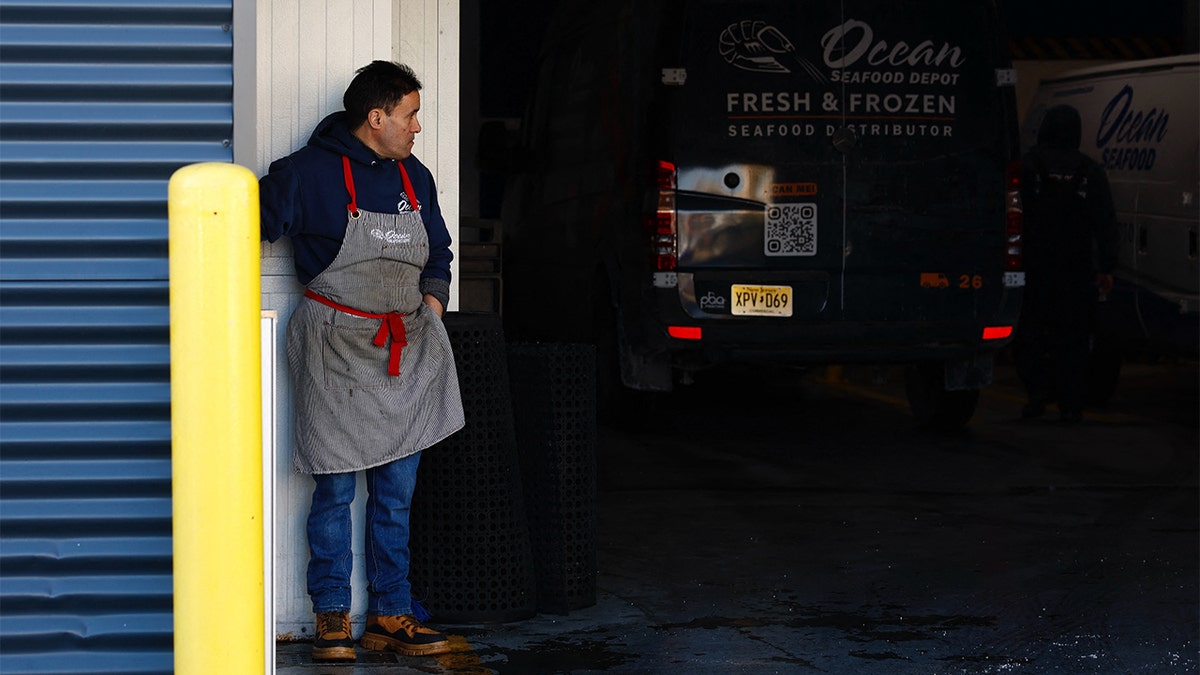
[820,20,966,70]
[1096,85,1170,172]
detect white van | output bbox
[1023,55,1198,394]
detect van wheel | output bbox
[904,363,979,430]
[592,284,660,429]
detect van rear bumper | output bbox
[666,335,1007,367]
[636,278,1021,366]
[644,318,1014,366]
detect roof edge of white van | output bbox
[1042,53,1200,85]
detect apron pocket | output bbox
[321,318,393,390]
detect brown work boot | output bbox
[312,611,356,661]
[360,614,451,656]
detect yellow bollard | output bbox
[168,162,264,674]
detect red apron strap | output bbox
[304,289,409,377]
[341,156,359,216]
[397,160,420,212]
[344,155,418,214]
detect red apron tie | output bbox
[305,289,409,377]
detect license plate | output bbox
[730,284,793,317]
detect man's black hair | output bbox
[343,61,423,130]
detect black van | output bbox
[499,0,1024,427]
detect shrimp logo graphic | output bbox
[719,20,827,83]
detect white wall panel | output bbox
[400,0,461,300]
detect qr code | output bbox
[765,203,817,256]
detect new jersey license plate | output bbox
[730,284,793,317]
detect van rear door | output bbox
[666,0,1016,335]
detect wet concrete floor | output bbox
[277,356,1198,674]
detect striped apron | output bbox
[285,156,464,474]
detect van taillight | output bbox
[644,160,677,271]
[982,325,1013,340]
[655,160,677,190]
[668,325,702,340]
[1004,161,1023,271]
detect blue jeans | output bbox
[306,452,421,616]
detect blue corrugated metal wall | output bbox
[0,1,233,673]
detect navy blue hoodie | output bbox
[259,111,453,307]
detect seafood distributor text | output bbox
[728,122,953,138]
